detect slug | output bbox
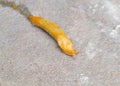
[0,1,77,56]
[29,16,76,56]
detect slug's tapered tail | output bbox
[0,1,77,56]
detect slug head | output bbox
[57,36,77,56]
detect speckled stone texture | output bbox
[0,0,120,86]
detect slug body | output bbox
[29,16,76,56]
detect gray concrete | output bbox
[0,0,120,86]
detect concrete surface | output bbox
[0,0,120,86]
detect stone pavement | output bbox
[0,0,120,86]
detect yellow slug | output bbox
[29,16,77,56]
[0,1,77,56]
